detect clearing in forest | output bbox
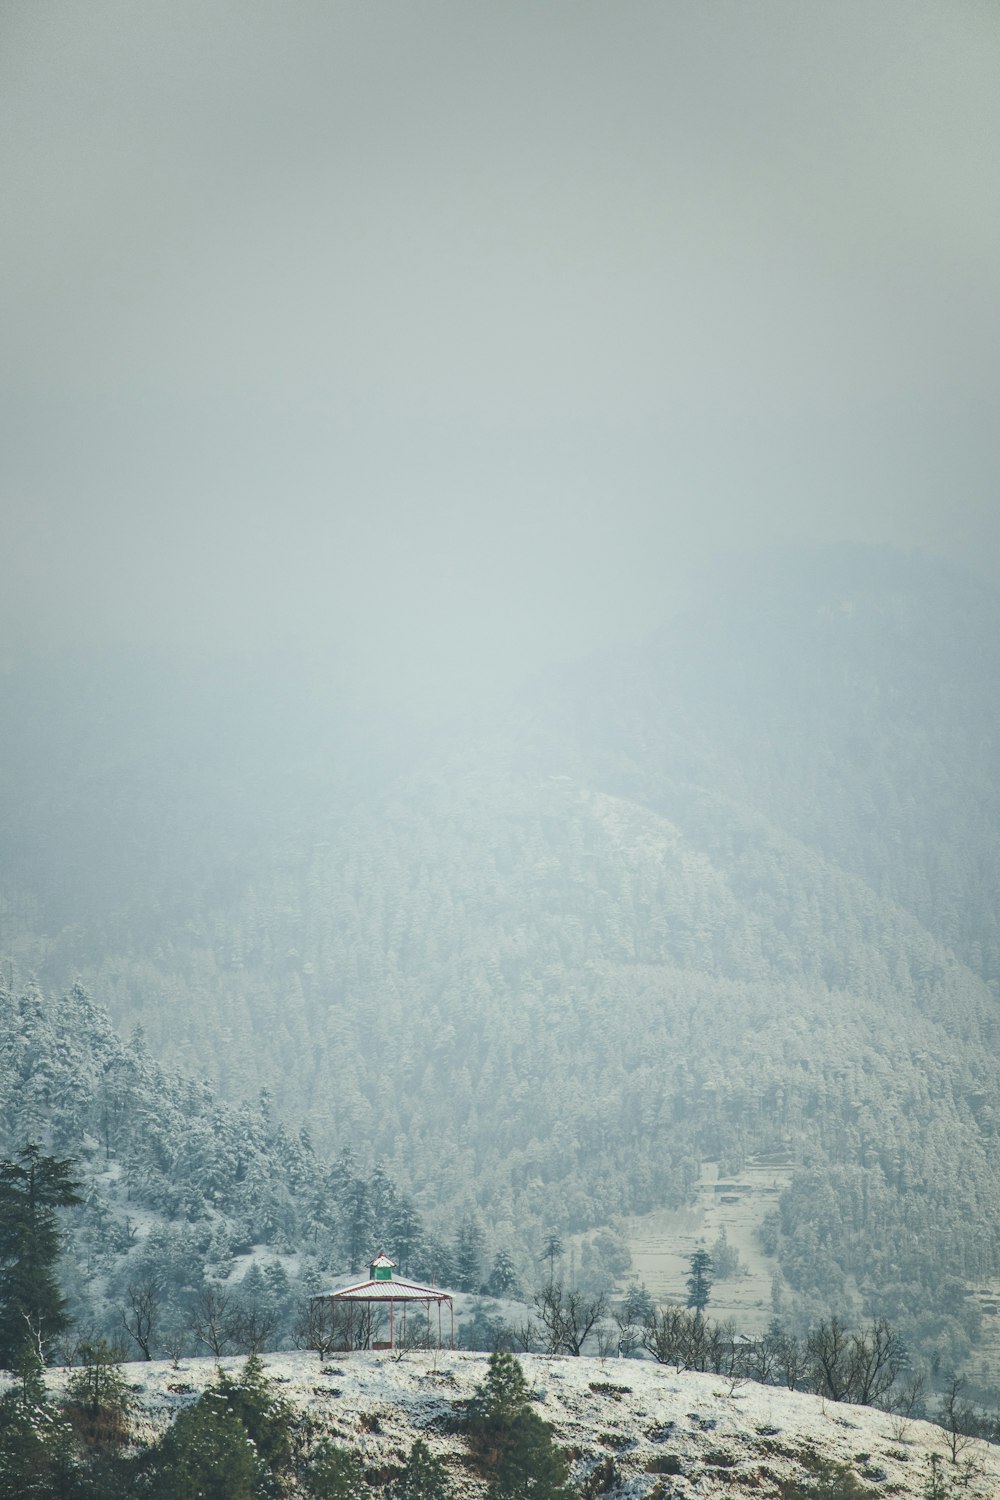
[621,1155,793,1334]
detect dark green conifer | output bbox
[489,1407,573,1500]
[147,1396,265,1500]
[468,1350,572,1499]
[0,1145,82,1369]
[0,1347,78,1499]
[210,1351,295,1477]
[685,1248,713,1319]
[66,1337,130,1447]
[394,1438,452,1500]
[469,1349,531,1443]
[304,1440,366,1500]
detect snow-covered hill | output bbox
[31,1348,1000,1498]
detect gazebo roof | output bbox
[313,1250,453,1305]
[312,1274,453,1304]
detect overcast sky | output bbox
[3,1,999,710]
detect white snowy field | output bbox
[20,1347,1000,1497]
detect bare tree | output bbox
[595,1323,620,1362]
[708,1319,745,1379]
[614,1308,641,1360]
[533,1283,607,1356]
[850,1317,903,1406]
[746,1323,785,1385]
[391,1316,436,1359]
[682,1309,712,1372]
[121,1279,159,1360]
[295,1297,342,1361]
[641,1305,691,1370]
[21,1311,49,1370]
[774,1328,808,1391]
[297,1298,389,1352]
[54,1332,84,1369]
[807,1317,855,1402]
[190,1284,235,1360]
[641,1305,717,1372]
[341,1300,385,1349]
[886,1371,926,1444]
[937,1374,978,1465]
[890,1370,926,1421]
[161,1320,189,1370]
[509,1316,538,1353]
[808,1316,904,1407]
[231,1300,278,1355]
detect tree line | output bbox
[2,1146,997,1500]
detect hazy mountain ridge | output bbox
[532,546,1000,990]
[2,547,999,1369]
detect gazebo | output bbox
[312,1253,455,1350]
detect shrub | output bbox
[146,1397,266,1500]
[0,1354,79,1499]
[64,1338,130,1447]
[580,1454,620,1495]
[393,1438,452,1500]
[304,1441,366,1500]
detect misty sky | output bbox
[3,1,999,710]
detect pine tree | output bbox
[66,1337,130,1447]
[0,1145,82,1368]
[304,1440,366,1500]
[685,1249,713,1319]
[390,1197,424,1275]
[468,1350,533,1468]
[487,1250,520,1298]
[469,1349,531,1433]
[210,1352,295,1477]
[540,1235,563,1282]
[454,1217,485,1293]
[147,1396,266,1500]
[469,1354,573,1500]
[0,1347,78,1499]
[367,1163,398,1246]
[344,1179,373,1274]
[393,1438,452,1500]
[490,1408,573,1500]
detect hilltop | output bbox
[24,1347,1000,1499]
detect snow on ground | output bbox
[24,1348,1000,1497]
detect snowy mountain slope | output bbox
[4,547,1000,1368]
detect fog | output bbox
[5,4,1000,1397]
[3,1,1000,712]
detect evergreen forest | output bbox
[2,545,999,1381]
